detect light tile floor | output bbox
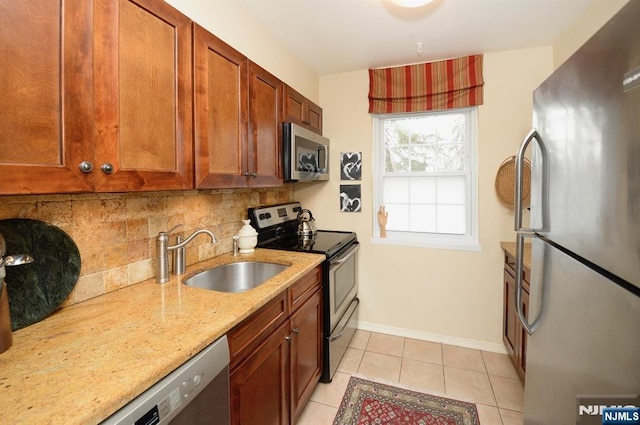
[297,330,524,425]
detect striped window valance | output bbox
[368,54,484,114]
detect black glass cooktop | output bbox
[258,230,357,258]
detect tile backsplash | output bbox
[0,186,293,307]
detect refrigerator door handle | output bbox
[515,128,547,232]
[516,232,542,335]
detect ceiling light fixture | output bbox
[388,0,434,8]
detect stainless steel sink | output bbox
[183,261,289,293]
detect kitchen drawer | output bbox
[229,291,288,368]
[504,252,530,292]
[288,265,321,313]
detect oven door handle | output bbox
[329,242,359,270]
[328,297,359,342]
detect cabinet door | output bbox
[503,269,518,359]
[230,321,290,425]
[289,289,322,424]
[248,62,283,187]
[305,100,323,135]
[283,85,323,135]
[193,23,249,188]
[283,85,306,128]
[503,268,528,382]
[0,1,93,194]
[94,0,193,191]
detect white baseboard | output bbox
[356,321,508,354]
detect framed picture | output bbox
[340,184,362,212]
[340,152,362,180]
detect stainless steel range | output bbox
[248,202,359,383]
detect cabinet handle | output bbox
[78,161,94,173]
[101,163,114,174]
[292,328,299,334]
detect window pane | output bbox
[437,142,465,171]
[386,146,410,172]
[385,204,409,231]
[436,114,465,143]
[383,177,409,203]
[437,205,466,234]
[410,145,436,172]
[384,120,409,146]
[436,176,466,204]
[409,204,436,232]
[409,177,436,203]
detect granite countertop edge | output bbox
[0,248,325,425]
[500,240,532,270]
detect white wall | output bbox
[295,47,554,351]
[165,0,319,102]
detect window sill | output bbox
[371,236,482,252]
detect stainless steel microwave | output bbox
[283,122,330,182]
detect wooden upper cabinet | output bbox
[0,1,94,194]
[248,62,283,186]
[93,0,193,191]
[194,24,283,189]
[193,24,249,188]
[283,85,323,135]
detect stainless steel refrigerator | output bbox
[513,2,640,424]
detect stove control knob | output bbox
[259,214,266,220]
[265,213,272,219]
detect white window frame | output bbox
[372,107,481,252]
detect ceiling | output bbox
[237,0,594,76]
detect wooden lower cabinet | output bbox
[289,289,322,423]
[231,321,290,425]
[229,266,322,425]
[502,249,530,382]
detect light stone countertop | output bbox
[500,241,532,270]
[0,249,325,425]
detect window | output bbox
[373,107,480,251]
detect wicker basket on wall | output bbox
[495,156,531,209]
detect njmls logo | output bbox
[579,405,637,416]
[577,395,640,425]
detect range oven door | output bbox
[322,241,359,382]
[328,242,359,331]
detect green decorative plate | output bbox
[0,219,81,331]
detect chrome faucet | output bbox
[156,225,217,283]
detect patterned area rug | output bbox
[333,377,480,425]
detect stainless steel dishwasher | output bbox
[101,335,230,425]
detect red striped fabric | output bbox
[368,54,484,114]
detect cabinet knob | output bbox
[250,172,257,178]
[292,328,300,334]
[78,161,94,173]
[285,335,291,341]
[101,163,114,174]
[243,171,251,177]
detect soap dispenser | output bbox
[237,219,258,254]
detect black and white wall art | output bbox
[340,152,362,181]
[340,184,362,212]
